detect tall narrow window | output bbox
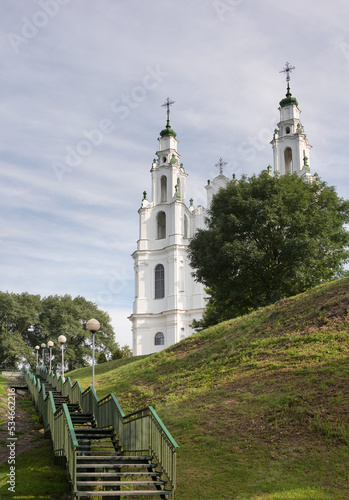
[155,264,165,298]
[177,178,181,198]
[157,211,166,239]
[154,332,164,345]
[160,176,167,202]
[284,147,293,173]
[184,215,188,239]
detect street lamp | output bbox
[86,319,100,390]
[41,343,46,367]
[47,341,54,372]
[58,335,67,382]
[35,345,40,366]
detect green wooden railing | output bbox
[24,366,178,494]
[53,403,78,491]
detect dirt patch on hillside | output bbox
[0,388,47,464]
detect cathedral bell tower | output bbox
[271,62,312,178]
[129,99,206,356]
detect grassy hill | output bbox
[68,278,349,499]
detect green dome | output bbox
[160,119,177,138]
[279,84,298,108]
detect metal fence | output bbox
[24,365,178,492]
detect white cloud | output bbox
[1,0,349,350]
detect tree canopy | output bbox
[188,171,349,328]
[0,292,125,370]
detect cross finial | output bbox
[214,157,227,175]
[161,97,175,122]
[279,62,295,83]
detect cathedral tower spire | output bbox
[271,63,312,178]
[129,100,206,356]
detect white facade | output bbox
[271,83,312,179]
[130,82,313,355]
[129,120,228,356]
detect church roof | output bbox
[160,119,177,138]
[279,83,299,108]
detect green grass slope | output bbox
[68,278,349,499]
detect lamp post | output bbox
[35,345,40,366]
[47,341,54,372]
[41,343,46,367]
[58,335,67,382]
[86,319,100,390]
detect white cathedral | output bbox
[129,65,313,356]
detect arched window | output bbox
[157,211,166,239]
[184,215,188,239]
[154,332,164,346]
[160,176,167,202]
[155,264,165,298]
[284,147,293,173]
[177,178,181,198]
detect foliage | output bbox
[188,171,349,328]
[0,292,41,369]
[0,292,118,371]
[112,344,132,360]
[111,346,123,360]
[121,344,133,358]
[97,351,108,363]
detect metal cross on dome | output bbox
[280,62,296,83]
[215,157,227,175]
[162,97,175,121]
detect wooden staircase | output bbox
[37,376,173,498]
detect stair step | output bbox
[75,429,112,434]
[77,445,118,449]
[77,456,152,462]
[70,411,93,415]
[75,491,172,497]
[70,416,93,419]
[77,439,119,445]
[77,450,122,455]
[76,480,167,486]
[77,450,121,454]
[77,435,116,438]
[71,420,94,424]
[76,463,157,469]
[76,472,162,478]
[71,411,94,418]
[71,419,94,423]
[76,450,122,458]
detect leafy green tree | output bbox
[0,292,118,370]
[39,295,117,371]
[112,345,123,360]
[188,171,349,328]
[121,345,133,358]
[112,344,132,360]
[97,352,108,364]
[0,292,41,369]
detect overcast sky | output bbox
[1,0,349,347]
